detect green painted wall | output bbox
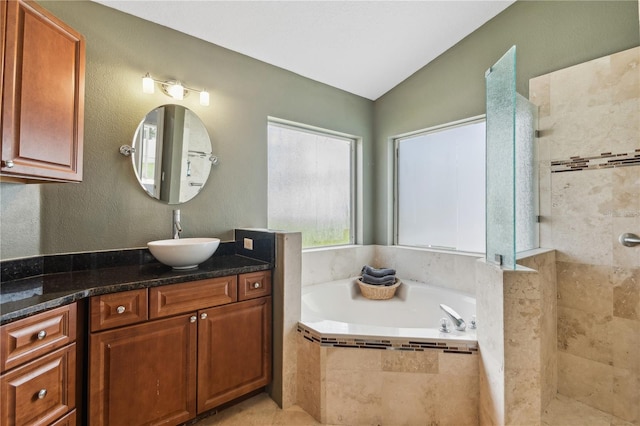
[0,0,374,259]
[1,0,638,259]
[373,0,640,244]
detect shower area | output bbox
[479,45,639,424]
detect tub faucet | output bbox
[439,304,466,331]
[173,209,182,239]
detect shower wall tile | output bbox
[505,367,541,426]
[557,261,612,315]
[557,306,613,365]
[613,217,640,268]
[558,351,613,414]
[612,166,640,214]
[551,169,613,217]
[612,267,640,321]
[611,316,640,373]
[529,73,550,118]
[613,367,640,423]
[519,250,558,409]
[550,214,613,265]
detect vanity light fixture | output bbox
[141,72,210,106]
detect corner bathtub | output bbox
[297,278,480,424]
[300,277,477,344]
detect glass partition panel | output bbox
[486,46,517,268]
[485,46,539,269]
[515,93,539,253]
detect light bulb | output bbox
[142,74,154,94]
[199,90,210,107]
[168,82,184,100]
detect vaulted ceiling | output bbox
[94,1,515,100]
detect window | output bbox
[395,117,485,252]
[268,121,356,248]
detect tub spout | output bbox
[439,304,466,331]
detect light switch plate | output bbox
[244,238,253,250]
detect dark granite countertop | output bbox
[0,230,277,325]
[0,254,270,324]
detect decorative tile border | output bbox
[550,149,640,173]
[297,323,477,355]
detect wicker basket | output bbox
[356,277,401,300]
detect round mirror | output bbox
[131,105,214,204]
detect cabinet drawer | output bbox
[238,271,272,301]
[50,409,76,426]
[90,289,148,332]
[150,276,237,319]
[1,344,76,426]
[1,304,77,373]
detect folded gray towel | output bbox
[361,265,396,278]
[361,273,396,286]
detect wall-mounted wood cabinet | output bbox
[1,0,85,183]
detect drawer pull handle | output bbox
[190,316,197,323]
[116,306,126,314]
[37,330,47,340]
[253,282,261,289]
[38,389,47,399]
[200,313,208,320]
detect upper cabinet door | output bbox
[1,0,85,182]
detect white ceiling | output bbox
[94,0,515,100]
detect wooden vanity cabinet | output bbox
[197,296,272,413]
[1,0,85,183]
[0,303,78,426]
[88,271,272,426]
[88,314,197,426]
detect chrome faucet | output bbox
[173,209,182,239]
[439,304,466,331]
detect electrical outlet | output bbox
[244,238,254,250]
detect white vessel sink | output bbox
[147,238,220,270]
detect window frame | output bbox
[392,114,486,252]
[267,117,361,249]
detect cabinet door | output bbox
[1,344,76,426]
[1,0,85,182]
[197,297,271,413]
[89,314,197,426]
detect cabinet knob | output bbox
[37,389,47,399]
[253,282,261,289]
[200,313,208,320]
[37,330,47,340]
[3,160,14,168]
[116,305,126,314]
[190,316,197,323]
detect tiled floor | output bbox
[194,392,324,426]
[542,394,635,426]
[196,392,635,425]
